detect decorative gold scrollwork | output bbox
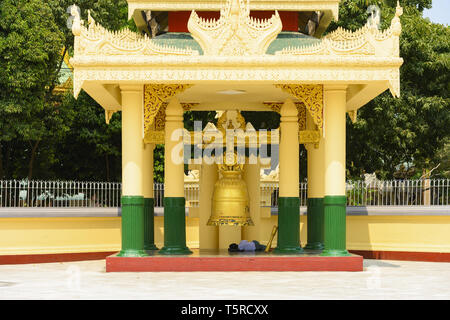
[143,84,193,134]
[299,130,320,147]
[348,110,358,124]
[276,84,323,134]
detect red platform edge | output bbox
[1,250,448,265]
[105,254,364,272]
[349,250,450,263]
[0,251,116,265]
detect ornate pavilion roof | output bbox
[127,0,341,35]
[69,0,404,134]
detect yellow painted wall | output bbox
[0,215,449,255]
[0,216,199,255]
[346,216,450,253]
[0,217,121,255]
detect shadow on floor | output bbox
[363,259,401,268]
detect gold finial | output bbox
[391,1,403,36]
[396,1,403,17]
[88,10,94,26]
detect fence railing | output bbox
[345,179,449,206]
[0,179,448,208]
[260,182,308,207]
[0,180,122,208]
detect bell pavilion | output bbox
[69,0,403,271]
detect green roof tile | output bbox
[153,32,320,55]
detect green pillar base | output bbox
[159,197,193,256]
[143,198,159,251]
[117,249,149,257]
[304,197,324,251]
[144,245,159,251]
[320,249,351,257]
[273,246,304,255]
[304,242,324,251]
[320,195,350,257]
[274,197,304,255]
[117,196,149,257]
[159,246,193,255]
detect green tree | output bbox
[0,0,134,180]
[330,1,449,179]
[44,0,133,182]
[0,0,65,179]
[50,92,122,182]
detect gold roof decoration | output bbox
[277,2,402,58]
[72,10,199,58]
[127,0,340,20]
[72,9,199,56]
[187,0,282,56]
[68,2,403,114]
[70,7,199,97]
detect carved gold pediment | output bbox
[188,0,282,56]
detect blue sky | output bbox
[422,0,450,25]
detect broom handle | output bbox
[265,225,278,253]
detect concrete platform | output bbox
[1,259,450,299]
[106,249,363,272]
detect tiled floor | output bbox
[0,259,448,299]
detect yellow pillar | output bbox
[324,86,347,196]
[121,85,144,196]
[275,98,303,253]
[143,143,158,250]
[321,85,350,256]
[306,113,325,199]
[199,160,219,250]
[279,99,299,198]
[164,98,185,198]
[117,85,147,257]
[142,144,155,198]
[159,97,192,255]
[242,160,261,242]
[305,111,325,250]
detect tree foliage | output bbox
[0,0,447,182]
[330,1,449,179]
[0,0,132,180]
[0,0,64,178]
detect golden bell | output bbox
[207,159,254,226]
